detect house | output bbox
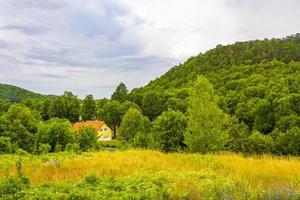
[73,120,112,141]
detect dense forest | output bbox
[0,34,299,155]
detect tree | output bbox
[47,92,80,122]
[37,118,74,152]
[76,126,98,151]
[151,110,187,152]
[141,91,166,121]
[184,76,229,153]
[275,127,300,155]
[38,99,51,121]
[0,104,40,153]
[0,137,14,154]
[49,97,66,119]
[253,99,275,134]
[98,100,124,139]
[227,120,250,152]
[119,108,150,142]
[63,91,80,123]
[0,100,10,115]
[122,100,140,113]
[81,95,96,121]
[245,131,274,154]
[111,82,128,103]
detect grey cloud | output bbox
[0,25,49,35]
[38,73,67,79]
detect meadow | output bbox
[0,149,299,199]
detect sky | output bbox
[0,0,299,98]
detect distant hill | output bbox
[0,84,51,102]
[129,34,300,134]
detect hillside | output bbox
[129,34,300,135]
[0,84,47,102]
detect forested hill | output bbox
[139,34,300,92]
[0,84,49,102]
[129,34,300,135]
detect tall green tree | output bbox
[63,91,80,122]
[184,76,229,153]
[98,100,124,138]
[37,118,74,152]
[49,97,67,119]
[119,108,150,142]
[0,104,40,153]
[81,95,96,121]
[111,82,128,103]
[141,91,166,121]
[151,110,187,152]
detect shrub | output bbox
[37,118,74,152]
[76,126,98,151]
[275,127,300,155]
[39,143,51,154]
[245,131,275,154]
[0,137,14,154]
[151,110,187,152]
[84,173,100,185]
[55,144,62,152]
[66,143,81,154]
[119,108,151,142]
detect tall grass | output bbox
[0,150,299,192]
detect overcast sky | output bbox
[0,0,299,98]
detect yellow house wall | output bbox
[97,123,112,141]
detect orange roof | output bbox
[73,120,105,132]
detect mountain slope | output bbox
[129,34,300,134]
[0,84,46,102]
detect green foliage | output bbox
[97,100,124,138]
[0,104,40,153]
[227,121,250,152]
[0,137,15,154]
[141,91,167,121]
[127,34,300,154]
[76,126,98,151]
[39,143,52,154]
[119,108,150,142]
[55,144,62,152]
[245,131,275,154]
[184,76,230,153]
[37,118,74,152]
[66,143,81,154]
[151,110,187,152]
[81,95,96,121]
[0,171,298,199]
[97,140,123,149]
[274,127,300,155]
[111,82,128,103]
[0,100,10,115]
[0,84,46,102]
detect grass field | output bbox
[0,150,299,199]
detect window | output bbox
[104,128,107,131]
[100,129,103,131]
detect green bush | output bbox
[0,137,14,154]
[66,143,81,154]
[39,143,51,154]
[76,126,97,151]
[245,131,275,154]
[275,127,300,155]
[55,144,62,152]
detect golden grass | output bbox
[0,149,299,191]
